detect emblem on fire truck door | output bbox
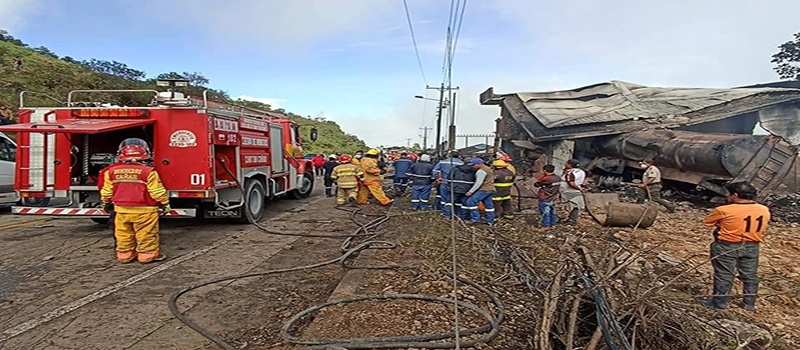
[169,130,197,147]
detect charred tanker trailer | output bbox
[587,130,798,199]
[480,81,800,199]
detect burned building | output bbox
[480,81,800,199]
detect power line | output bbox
[420,92,428,127]
[441,0,457,78]
[437,0,467,154]
[451,0,468,65]
[402,0,427,85]
[441,0,468,90]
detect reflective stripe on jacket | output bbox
[100,163,168,212]
[448,165,476,194]
[331,163,362,188]
[408,161,435,186]
[432,158,463,180]
[493,167,515,199]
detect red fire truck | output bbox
[0,87,316,222]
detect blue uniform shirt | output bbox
[393,158,414,179]
[432,158,463,181]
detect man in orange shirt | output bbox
[699,182,770,311]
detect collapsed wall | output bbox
[480,81,800,198]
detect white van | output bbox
[0,132,18,203]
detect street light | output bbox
[414,95,449,106]
[414,95,438,102]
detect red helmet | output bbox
[338,154,352,163]
[499,154,511,162]
[118,138,151,161]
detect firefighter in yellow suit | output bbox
[331,154,362,204]
[352,150,364,165]
[356,149,393,206]
[100,138,170,264]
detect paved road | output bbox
[0,180,326,350]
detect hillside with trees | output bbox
[0,30,366,154]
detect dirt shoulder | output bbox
[288,195,800,350]
[7,182,794,350]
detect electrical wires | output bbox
[451,0,468,67]
[439,2,469,348]
[402,0,427,85]
[441,0,468,88]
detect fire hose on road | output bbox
[167,162,504,350]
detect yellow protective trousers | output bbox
[357,182,392,205]
[336,187,359,204]
[114,211,161,263]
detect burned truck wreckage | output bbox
[481,80,800,199]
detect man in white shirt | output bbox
[561,159,586,224]
[637,158,676,212]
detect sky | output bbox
[1,0,799,148]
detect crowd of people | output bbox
[312,149,593,227]
[316,149,771,311]
[97,139,771,311]
[312,149,394,206]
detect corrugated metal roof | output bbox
[512,80,799,128]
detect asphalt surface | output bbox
[0,181,326,350]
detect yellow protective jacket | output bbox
[359,157,383,185]
[100,164,169,213]
[331,163,362,189]
[493,167,515,200]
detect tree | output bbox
[772,32,800,80]
[182,71,209,86]
[0,29,27,47]
[234,98,272,111]
[33,46,58,58]
[61,56,77,63]
[81,59,146,80]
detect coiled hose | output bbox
[167,162,504,349]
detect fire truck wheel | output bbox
[289,172,314,199]
[240,179,266,223]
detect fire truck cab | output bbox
[0,88,316,222]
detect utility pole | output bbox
[431,84,445,158]
[426,84,459,157]
[405,138,412,148]
[448,92,457,152]
[419,126,433,151]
